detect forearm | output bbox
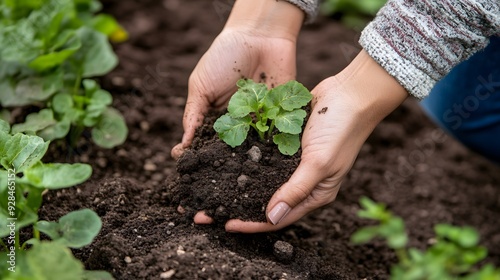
[360,0,500,99]
[336,50,408,132]
[225,0,304,41]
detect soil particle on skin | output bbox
[318,107,328,114]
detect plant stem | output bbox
[69,124,85,148]
[33,228,40,240]
[249,123,265,141]
[267,120,275,138]
[395,248,409,265]
[73,68,82,97]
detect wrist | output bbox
[225,0,304,42]
[336,50,408,128]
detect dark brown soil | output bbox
[169,112,301,223]
[37,0,500,279]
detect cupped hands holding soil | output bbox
[169,113,301,224]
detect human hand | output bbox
[224,50,409,233]
[171,0,304,159]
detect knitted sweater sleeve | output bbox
[284,0,319,24]
[359,0,500,99]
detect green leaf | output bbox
[38,118,71,141]
[264,81,312,112]
[214,114,251,148]
[0,119,10,133]
[227,79,268,118]
[456,227,480,248]
[28,35,81,71]
[0,109,10,123]
[0,183,39,237]
[52,93,74,114]
[255,120,269,132]
[11,109,56,134]
[91,107,128,148]
[274,109,307,134]
[0,70,64,107]
[74,27,118,77]
[0,22,41,63]
[273,133,300,155]
[58,209,102,248]
[35,221,60,240]
[25,242,85,279]
[82,80,113,127]
[83,270,115,280]
[351,226,379,244]
[387,232,408,249]
[357,196,389,220]
[0,132,49,172]
[23,162,92,189]
[90,14,120,36]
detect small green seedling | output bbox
[0,120,113,279]
[351,197,500,280]
[0,0,128,148]
[214,79,312,155]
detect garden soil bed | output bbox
[39,0,500,279]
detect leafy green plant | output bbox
[0,0,128,148]
[0,119,113,279]
[321,0,387,29]
[351,197,500,280]
[214,79,312,156]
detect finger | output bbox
[265,162,324,225]
[194,211,214,224]
[171,143,184,160]
[226,185,340,233]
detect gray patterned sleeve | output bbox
[283,0,319,24]
[359,0,500,99]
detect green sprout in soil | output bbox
[0,121,112,279]
[0,0,128,148]
[351,197,500,280]
[214,79,312,156]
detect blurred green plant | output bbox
[351,197,500,280]
[321,0,387,29]
[0,119,112,279]
[0,0,128,148]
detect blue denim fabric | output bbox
[420,36,500,164]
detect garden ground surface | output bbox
[40,0,500,279]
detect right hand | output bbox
[171,0,304,159]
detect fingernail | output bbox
[268,202,291,225]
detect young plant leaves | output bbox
[11,109,57,134]
[274,109,307,134]
[0,132,49,172]
[264,81,312,112]
[91,107,128,148]
[228,79,267,118]
[25,242,85,279]
[273,133,301,156]
[36,209,102,248]
[214,79,312,156]
[214,114,251,148]
[22,162,92,189]
[74,27,118,77]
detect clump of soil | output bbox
[169,113,300,223]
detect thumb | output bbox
[266,162,323,225]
